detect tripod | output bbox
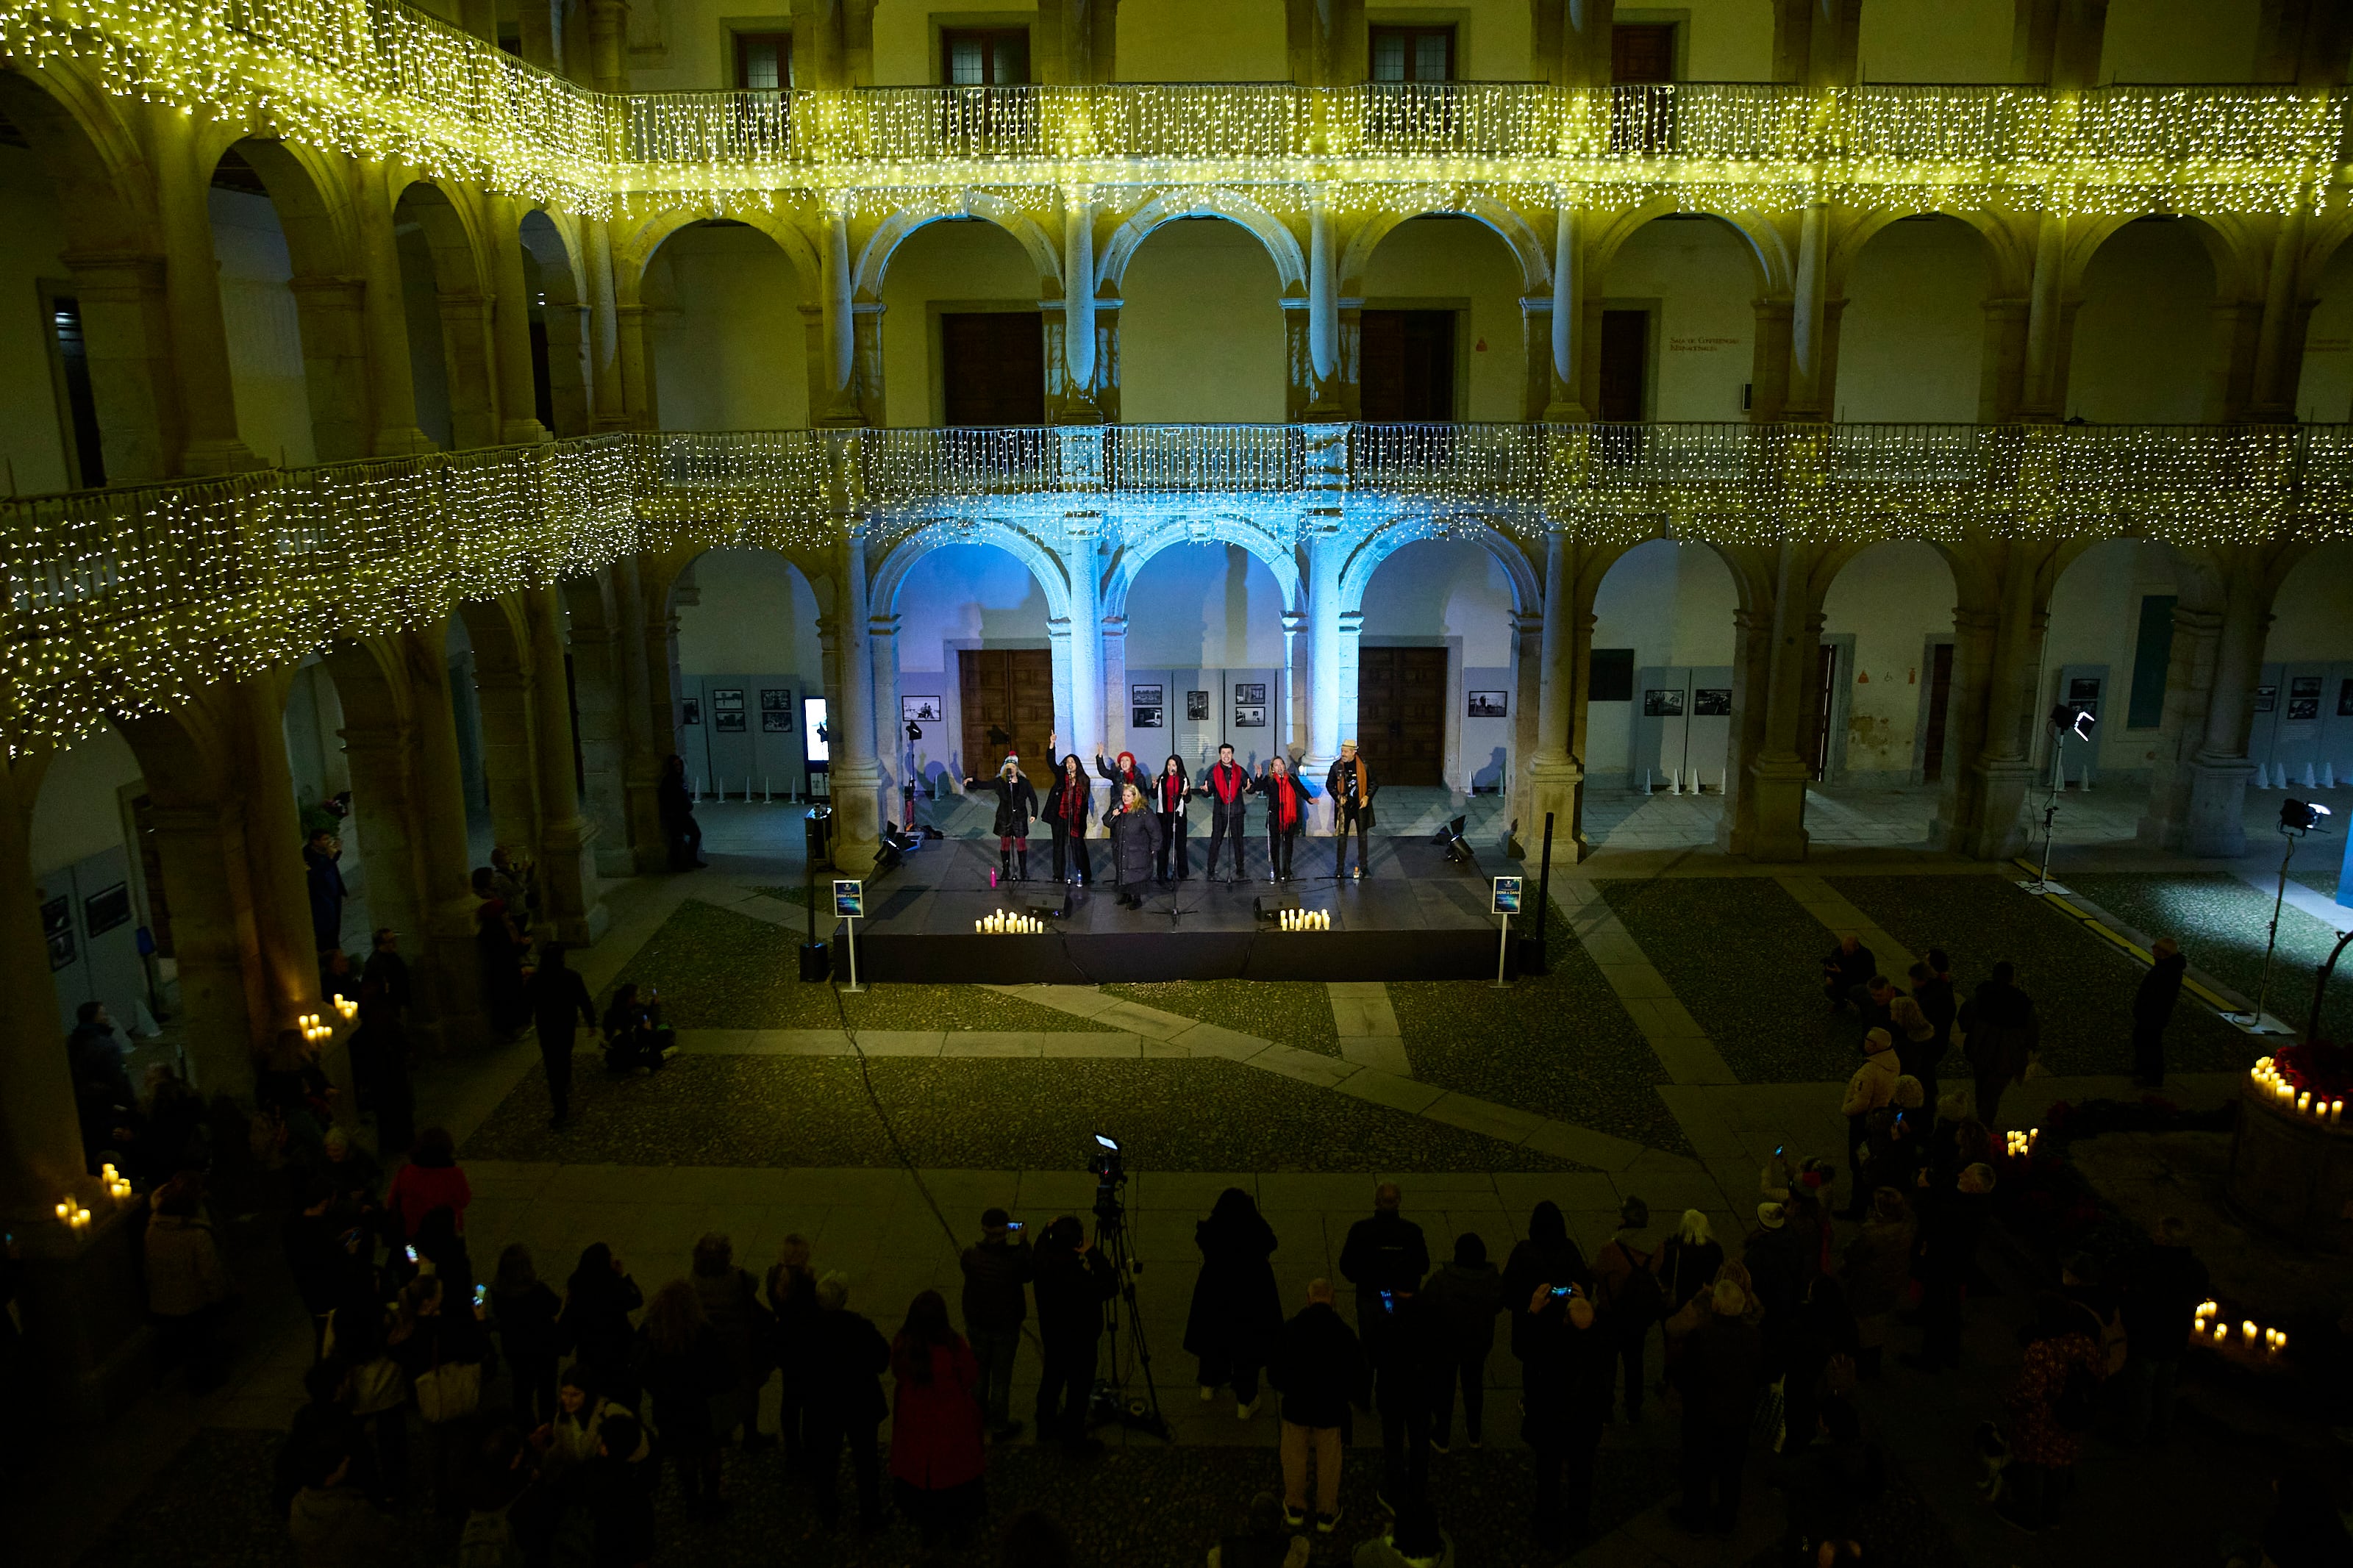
[2024,705,2095,895]
[1086,1166,1171,1441]
[2243,815,2316,1028]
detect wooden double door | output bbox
[958,648,1056,783]
[1357,647,1446,787]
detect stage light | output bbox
[1434,815,1474,866]
[2280,798,2330,833]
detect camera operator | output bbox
[957,1208,1032,1441]
[1031,1214,1117,1454]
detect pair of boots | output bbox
[999,850,1029,882]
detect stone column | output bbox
[830,529,885,872]
[541,301,591,436]
[1929,606,1999,853]
[468,661,543,859]
[2019,212,2072,421]
[2251,209,2313,421]
[63,251,174,482]
[1282,610,1310,758]
[1510,609,1545,833]
[1546,206,1588,420]
[2205,299,2265,424]
[1940,551,2055,860]
[564,586,637,877]
[817,207,860,424]
[490,197,553,444]
[1718,551,1820,862]
[1100,613,1129,765]
[610,556,672,870]
[1786,203,1832,419]
[851,304,887,426]
[871,612,905,831]
[587,0,629,90]
[614,301,656,431]
[518,0,557,66]
[402,625,493,1049]
[286,276,373,462]
[2182,574,2273,857]
[153,107,260,474]
[1306,192,1340,415]
[1063,185,1096,396]
[585,218,628,432]
[2136,604,2225,852]
[0,757,88,1203]
[1976,297,2030,424]
[1062,516,1104,810]
[357,169,432,454]
[1525,531,1595,859]
[526,587,607,942]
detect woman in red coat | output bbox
[888,1289,986,1551]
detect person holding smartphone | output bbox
[1519,1280,1607,1551]
[957,1208,1033,1440]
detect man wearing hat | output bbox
[957,1206,1034,1439]
[1327,740,1377,879]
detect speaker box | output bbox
[1253,893,1302,923]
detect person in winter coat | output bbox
[1420,1232,1504,1451]
[1095,748,1149,801]
[1840,1187,1915,1379]
[689,1233,775,1450]
[386,1126,471,1239]
[957,1206,1033,1439]
[528,942,596,1128]
[304,829,348,955]
[1821,934,1876,1012]
[1271,1278,1367,1532]
[1780,1276,1859,1461]
[1042,753,1094,885]
[1504,1202,1590,1375]
[587,1411,657,1568]
[1197,742,1253,884]
[283,1169,365,1361]
[1374,1283,1446,1511]
[1338,1182,1430,1388]
[1185,1186,1284,1417]
[963,755,1038,884]
[1327,740,1376,878]
[803,1271,890,1530]
[1255,756,1321,883]
[888,1289,988,1553]
[1839,1028,1902,1216]
[1998,1293,2108,1529]
[657,752,705,870]
[530,1364,611,1486]
[1106,782,1163,909]
[1657,1210,1724,1317]
[634,1279,732,1511]
[765,1234,818,1469]
[1518,1281,1607,1550]
[1671,1277,1762,1534]
[1743,1201,1807,1381]
[2131,937,2188,1086]
[147,1173,233,1391]
[1906,959,1956,1105]
[1960,960,2038,1130]
[287,1442,400,1568]
[1031,1214,1118,1450]
[490,1242,563,1428]
[1902,1162,1996,1372]
[1151,754,1192,881]
[557,1244,643,1394]
[1590,1196,1666,1423]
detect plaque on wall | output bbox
[1186,690,1210,720]
[2254,684,2277,712]
[1466,690,1507,717]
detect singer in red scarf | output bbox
[1043,753,1093,885]
[1153,754,1191,883]
[1194,742,1252,886]
[1254,755,1321,883]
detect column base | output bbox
[1721,760,1811,862]
[1949,760,2038,862]
[12,1198,157,1427]
[541,816,609,946]
[1524,756,1593,863]
[2184,757,2257,858]
[828,761,885,877]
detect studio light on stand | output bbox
[1434,815,1474,867]
[2240,796,2331,1030]
[2024,704,2095,895]
[871,823,915,878]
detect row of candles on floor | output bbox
[1279,909,1330,931]
[976,910,1044,934]
[54,1163,135,1228]
[2193,1300,2287,1355]
[2004,1128,2040,1159]
[2249,1057,2345,1123]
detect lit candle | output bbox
[2299,1092,2311,1114]
[2214,1323,2228,1342]
[974,919,982,934]
[54,1201,68,1220]
[2333,1100,2344,1123]
[2276,1332,2288,1352]
[2243,1320,2258,1344]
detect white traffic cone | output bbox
[2302,761,2319,790]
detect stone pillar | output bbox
[2207,299,2265,424]
[541,301,591,436]
[1718,550,1820,862]
[1510,609,1544,833]
[871,612,905,831]
[615,556,673,868]
[1306,193,1340,415]
[490,197,553,444]
[2137,604,2225,851]
[851,304,887,426]
[1977,297,2030,424]
[286,275,373,462]
[1063,185,1096,396]
[518,0,557,66]
[526,587,607,942]
[1304,519,1345,801]
[402,626,493,1050]
[1062,516,1104,807]
[357,170,432,454]
[440,298,505,446]
[2182,576,2273,857]
[468,661,542,860]
[1546,204,1588,420]
[587,0,629,90]
[2252,209,2313,421]
[0,757,87,1202]
[1526,530,1599,859]
[615,302,656,431]
[2020,212,2072,421]
[153,107,260,475]
[585,218,628,432]
[1786,203,1832,419]
[564,582,638,877]
[1936,551,2055,860]
[1282,609,1310,758]
[64,251,174,482]
[830,529,884,872]
[1101,613,1129,765]
[818,207,860,424]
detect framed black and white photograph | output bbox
[682,697,702,726]
[715,709,747,733]
[1131,683,1163,708]
[713,687,745,710]
[1693,687,1733,716]
[1466,690,1508,718]
[1132,706,1164,729]
[1233,704,1266,728]
[83,882,131,938]
[1186,690,1210,720]
[42,895,72,971]
[1235,681,1267,705]
[1643,688,1685,717]
[2288,698,2321,723]
[2254,684,2278,713]
[761,712,793,733]
[761,688,791,711]
[901,695,942,722]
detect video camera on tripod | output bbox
[1079,1133,1170,1440]
[1088,1134,1125,1226]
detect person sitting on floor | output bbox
[600,983,675,1074]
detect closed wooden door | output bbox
[959,648,1056,782]
[1359,309,1456,422]
[941,312,1045,426]
[1358,647,1448,787]
[1599,309,1648,422]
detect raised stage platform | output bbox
[833,834,1514,983]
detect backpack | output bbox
[2053,1360,2100,1432]
[1596,1244,1665,1328]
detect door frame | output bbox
[1912,634,1955,785]
[929,299,1046,426]
[1359,297,1470,420]
[1815,632,1856,784]
[1596,296,1661,420]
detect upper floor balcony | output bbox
[1,0,2343,213]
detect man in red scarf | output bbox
[1196,743,1252,886]
[1255,755,1321,882]
[1326,740,1376,879]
